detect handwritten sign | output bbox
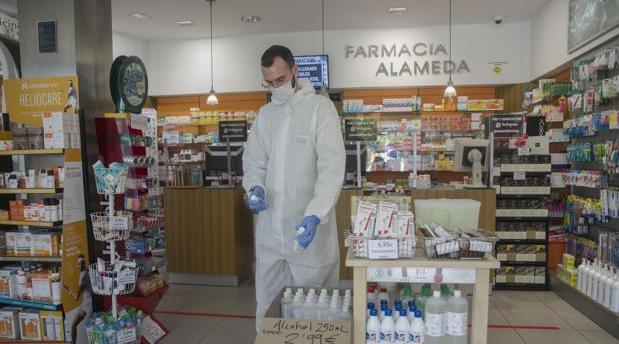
[368,239,398,260]
[110,216,129,231]
[256,319,351,344]
[117,328,137,344]
[130,113,150,131]
[141,315,168,343]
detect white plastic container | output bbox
[367,302,376,320]
[446,290,468,344]
[281,288,292,319]
[591,262,600,301]
[425,290,446,344]
[380,309,396,344]
[577,261,586,292]
[610,272,619,313]
[602,265,612,308]
[366,308,380,344]
[395,310,409,343]
[408,310,425,344]
[586,261,595,297]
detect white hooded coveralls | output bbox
[243,79,345,330]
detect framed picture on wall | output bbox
[568,0,619,52]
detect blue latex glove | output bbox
[247,186,267,213]
[296,215,320,249]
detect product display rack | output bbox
[494,148,551,291]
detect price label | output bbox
[256,319,351,344]
[130,113,149,131]
[513,171,526,181]
[141,316,168,344]
[110,216,129,230]
[468,240,494,253]
[117,270,135,286]
[368,239,398,260]
[117,328,136,344]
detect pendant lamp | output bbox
[318,0,328,96]
[206,0,218,106]
[443,0,457,99]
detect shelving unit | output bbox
[0,149,64,156]
[0,297,62,311]
[0,256,62,263]
[0,188,63,194]
[0,220,62,227]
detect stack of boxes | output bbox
[557,253,577,287]
[0,308,64,341]
[42,112,80,149]
[4,231,61,257]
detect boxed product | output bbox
[255,287,351,344]
[0,268,17,299]
[19,309,41,341]
[4,232,15,255]
[352,201,377,237]
[374,201,398,237]
[516,245,536,262]
[0,307,20,339]
[31,232,60,257]
[535,267,547,285]
[497,245,516,261]
[31,270,51,301]
[15,232,33,256]
[496,266,515,283]
[40,310,64,341]
[43,112,79,149]
[535,245,547,261]
[515,267,535,284]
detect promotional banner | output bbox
[4,76,79,126]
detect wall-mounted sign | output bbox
[344,118,377,142]
[344,42,470,78]
[4,76,79,126]
[219,120,248,142]
[38,21,57,53]
[488,114,524,138]
[294,55,329,89]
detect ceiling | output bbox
[111,0,550,40]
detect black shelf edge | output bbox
[497,194,549,198]
[495,216,550,221]
[498,261,547,266]
[497,239,547,244]
[494,283,549,291]
[550,273,619,339]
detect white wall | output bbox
[112,32,150,71]
[146,22,531,95]
[530,0,619,78]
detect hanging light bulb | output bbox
[443,0,457,99]
[206,0,218,107]
[317,0,329,97]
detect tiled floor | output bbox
[153,281,619,344]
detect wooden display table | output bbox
[346,249,500,344]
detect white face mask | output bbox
[270,79,295,102]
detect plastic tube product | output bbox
[425,290,447,344]
[395,309,409,343]
[408,310,425,344]
[366,308,380,344]
[446,290,468,344]
[380,309,395,343]
[292,227,305,253]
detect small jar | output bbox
[7,174,17,189]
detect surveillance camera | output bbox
[494,15,504,24]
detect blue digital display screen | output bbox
[294,55,329,89]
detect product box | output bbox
[497,244,516,261]
[0,268,17,299]
[0,307,20,339]
[31,233,60,257]
[535,245,547,262]
[31,270,51,301]
[19,309,41,341]
[40,310,64,341]
[496,266,515,283]
[4,232,15,256]
[535,267,547,285]
[516,245,536,262]
[15,232,32,256]
[255,287,352,344]
[546,128,570,143]
[515,267,535,284]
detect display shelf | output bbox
[494,283,548,291]
[0,255,62,262]
[0,220,62,227]
[0,149,64,156]
[498,261,547,266]
[496,193,548,198]
[495,209,549,217]
[500,164,551,172]
[0,297,61,311]
[550,272,619,339]
[496,239,547,244]
[0,188,63,194]
[500,187,551,195]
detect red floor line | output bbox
[155,311,561,330]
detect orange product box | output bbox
[19,310,41,341]
[31,270,51,301]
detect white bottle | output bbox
[586,261,595,297]
[407,305,416,323]
[366,309,380,344]
[408,310,425,344]
[591,262,600,301]
[425,290,446,344]
[610,271,619,313]
[291,292,305,319]
[597,264,607,305]
[394,310,409,344]
[577,261,586,292]
[340,302,351,320]
[380,309,396,344]
[328,293,340,320]
[303,292,316,319]
[317,292,329,319]
[446,290,468,344]
[379,303,387,323]
[281,289,293,319]
[602,265,613,308]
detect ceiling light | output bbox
[206,0,218,107]
[176,20,196,27]
[387,7,408,15]
[241,15,261,24]
[443,0,457,99]
[129,12,150,20]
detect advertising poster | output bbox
[4,76,79,126]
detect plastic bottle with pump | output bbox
[395,309,409,344]
[602,265,612,308]
[586,260,595,297]
[591,261,600,301]
[610,269,619,313]
[408,310,425,344]
[366,308,380,344]
[380,309,395,344]
[425,290,447,344]
[577,260,587,293]
[446,290,468,344]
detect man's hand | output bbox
[296,215,320,249]
[247,186,267,213]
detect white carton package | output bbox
[352,201,376,237]
[375,201,398,237]
[395,211,415,237]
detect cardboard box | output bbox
[0,268,18,299]
[0,308,20,339]
[31,270,51,301]
[40,310,64,341]
[19,309,41,341]
[15,233,32,256]
[32,233,60,256]
[255,288,352,344]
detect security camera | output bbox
[494,15,504,24]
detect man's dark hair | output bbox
[261,45,295,68]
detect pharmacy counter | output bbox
[346,249,500,344]
[164,187,253,286]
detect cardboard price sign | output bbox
[344,118,377,142]
[368,239,398,260]
[219,120,248,142]
[256,319,351,344]
[488,114,524,138]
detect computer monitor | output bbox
[204,144,244,185]
[345,144,367,186]
[454,138,489,188]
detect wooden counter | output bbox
[164,187,253,286]
[411,188,496,231]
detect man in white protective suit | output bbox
[243,45,345,330]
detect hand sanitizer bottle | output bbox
[366,308,380,344]
[395,309,409,343]
[425,290,446,344]
[380,309,395,344]
[446,290,468,344]
[408,310,425,344]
